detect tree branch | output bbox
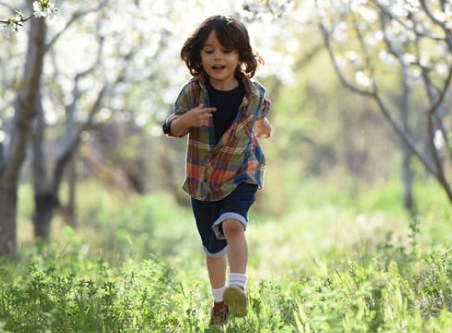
[350,6,379,93]
[0,15,33,26]
[51,37,136,196]
[420,0,452,49]
[52,83,108,195]
[45,0,108,51]
[372,0,445,42]
[316,0,439,175]
[317,19,373,96]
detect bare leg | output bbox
[206,255,227,288]
[222,219,248,273]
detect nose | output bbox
[214,51,222,60]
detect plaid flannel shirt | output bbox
[166,72,271,201]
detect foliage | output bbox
[0,253,183,332]
[5,180,452,332]
[314,0,452,206]
[3,214,452,332]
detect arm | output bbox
[255,117,272,138]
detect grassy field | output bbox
[1,179,452,332]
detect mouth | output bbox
[212,65,225,70]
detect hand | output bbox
[255,118,272,138]
[183,104,216,127]
[170,104,216,137]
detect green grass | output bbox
[4,179,452,332]
[1,237,452,332]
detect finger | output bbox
[197,104,216,111]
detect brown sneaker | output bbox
[209,301,229,326]
[223,285,247,317]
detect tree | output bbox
[30,0,110,237]
[315,0,452,212]
[30,0,185,234]
[0,0,56,256]
[1,0,190,254]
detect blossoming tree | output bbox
[315,0,452,212]
[0,0,193,256]
[0,0,58,256]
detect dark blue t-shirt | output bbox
[207,80,245,143]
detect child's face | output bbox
[200,30,240,90]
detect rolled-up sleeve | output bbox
[258,97,271,119]
[165,84,193,137]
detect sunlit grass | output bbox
[7,178,452,332]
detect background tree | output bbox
[4,0,449,257]
[315,0,452,213]
[0,0,57,256]
[0,0,190,254]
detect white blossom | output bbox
[435,62,449,76]
[333,22,348,42]
[33,1,58,19]
[364,30,383,46]
[405,0,420,12]
[434,130,445,150]
[0,22,17,38]
[402,53,416,65]
[347,51,363,68]
[356,71,372,87]
[379,50,396,66]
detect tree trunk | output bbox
[31,90,57,238]
[402,146,415,215]
[399,66,416,216]
[0,189,18,256]
[33,191,58,238]
[0,2,47,256]
[65,152,78,228]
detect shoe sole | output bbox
[223,286,247,317]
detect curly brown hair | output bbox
[180,15,264,78]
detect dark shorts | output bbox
[191,183,258,258]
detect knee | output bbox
[222,219,244,236]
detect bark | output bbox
[65,155,78,228]
[0,2,46,256]
[399,65,415,216]
[0,189,17,256]
[402,146,415,213]
[31,90,58,238]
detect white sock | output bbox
[211,285,228,303]
[228,273,248,290]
